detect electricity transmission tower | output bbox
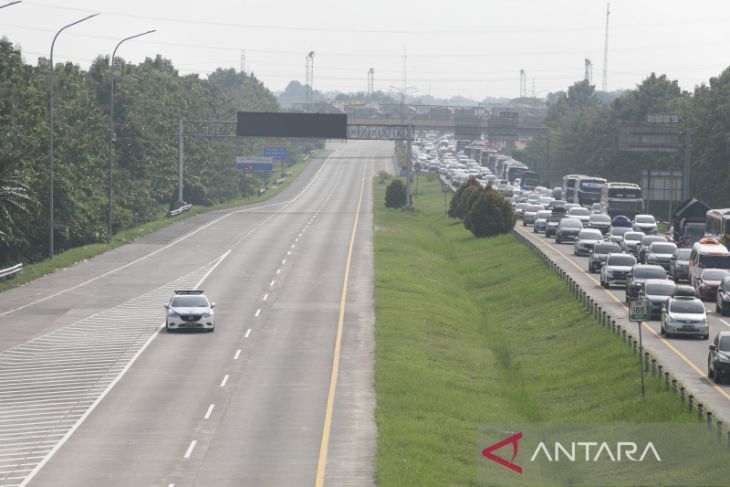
[519,69,527,98]
[602,2,610,92]
[305,51,315,109]
[367,68,374,103]
[584,58,593,85]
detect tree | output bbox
[447,177,481,219]
[385,179,406,208]
[465,189,515,238]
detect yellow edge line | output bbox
[515,226,730,402]
[314,164,367,487]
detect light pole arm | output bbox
[0,1,22,9]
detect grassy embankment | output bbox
[373,174,703,486]
[0,155,314,293]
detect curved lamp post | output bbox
[108,30,155,241]
[48,13,99,258]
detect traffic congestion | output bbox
[414,134,730,382]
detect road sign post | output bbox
[629,298,650,398]
[263,147,288,178]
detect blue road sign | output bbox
[235,156,273,172]
[263,147,288,160]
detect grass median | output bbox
[373,174,702,486]
[0,154,315,294]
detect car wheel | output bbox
[716,300,721,313]
[723,303,729,317]
[708,362,715,379]
[556,237,561,244]
[703,334,709,340]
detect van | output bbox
[689,242,730,287]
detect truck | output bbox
[671,198,710,247]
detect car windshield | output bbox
[635,216,656,224]
[611,227,631,236]
[537,211,551,219]
[608,255,636,266]
[645,283,675,296]
[669,300,705,314]
[719,336,730,352]
[561,219,583,229]
[595,244,619,253]
[651,243,676,254]
[699,255,730,269]
[591,215,610,223]
[171,296,208,307]
[636,268,667,279]
[641,237,666,245]
[569,208,590,216]
[579,230,603,240]
[677,249,692,260]
[702,270,730,281]
[624,232,645,242]
[528,205,544,212]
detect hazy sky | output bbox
[1,0,729,100]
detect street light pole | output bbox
[49,13,99,259]
[108,30,155,241]
[0,1,22,9]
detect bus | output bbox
[481,148,498,169]
[600,182,643,218]
[503,161,528,182]
[575,175,607,207]
[494,156,513,180]
[705,209,730,245]
[520,170,540,190]
[562,174,583,204]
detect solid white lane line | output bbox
[233,349,241,360]
[263,293,268,301]
[184,440,197,459]
[719,318,730,328]
[244,329,251,338]
[219,375,229,387]
[254,308,261,318]
[270,280,276,287]
[204,404,215,420]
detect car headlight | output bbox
[717,352,730,363]
[202,310,213,318]
[168,309,179,317]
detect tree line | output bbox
[515,69,730,209]
[0,39,315,267]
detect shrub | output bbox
[465,188,516,238]
[385,179,407,208]
[447,177,481,219]
[378,170,391,184]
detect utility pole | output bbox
[602,2,610,92]
[367,68,374,104]
[519,69,527,98]
[240,50,246,73]
[305,51,315,110]
[584,58,593,85]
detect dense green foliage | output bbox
[448,177,515,238]
[384,178,406,208]
[516,72,730,209]
[0,39,317,266]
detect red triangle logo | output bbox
[481,432,523,474]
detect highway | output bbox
[514,224,730,425]
[0,141,389,487]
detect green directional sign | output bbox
[629,299,650,322]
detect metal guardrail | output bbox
[0,263,22,279]
[513,228,730,438]
[168,204,192,217]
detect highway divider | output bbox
[513,229,729,443]
[0,263,22,280]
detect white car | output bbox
[660,296,709,339]
[574,228,604,256]
[165,290,216,332]
[633,214,658,234]
[567,206,591,226]
[600,253,637,288]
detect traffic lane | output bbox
[324,157,377,487]
[26,144,381,487]
[515,225,730,424]
[190,156,369,486]
[25,158,350,486]
[0,155,337,354]
[546,236,730,376]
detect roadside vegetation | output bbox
[0,38,321,268]
[0,156,312,293]
[374,175,703,486]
